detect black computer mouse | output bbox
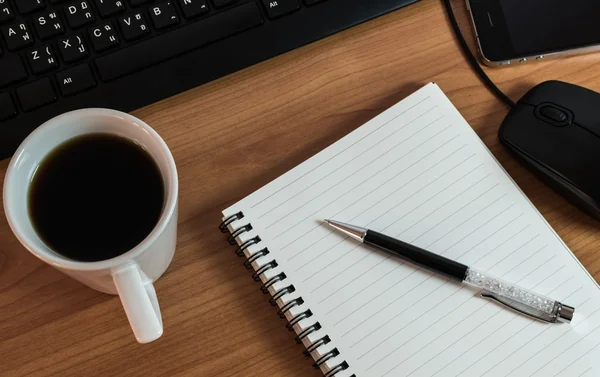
[499,80,600,221]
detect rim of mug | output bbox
[3,108,178,272]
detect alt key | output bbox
[57,64,96,96]
[261,0,299,19]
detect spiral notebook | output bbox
[220,83,600,377]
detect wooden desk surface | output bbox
[2,1,600,376]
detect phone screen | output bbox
[500,0,600,55]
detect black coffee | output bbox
[28,134,165,262]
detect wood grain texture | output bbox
[2,1,600,376]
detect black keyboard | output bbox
[0,0,418,159]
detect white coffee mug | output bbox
[3,109,178,344]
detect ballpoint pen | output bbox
[325,219,575,323]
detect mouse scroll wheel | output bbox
[541,106,568,122]
[535,104,573,127]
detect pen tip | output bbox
[324,219,331,224]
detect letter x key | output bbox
[58,33,89,62]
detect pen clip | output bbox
[479,290,556,323]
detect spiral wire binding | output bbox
[260,272,287,294]
[314,348,340,369]
[325,362,350,377]
[305,335,331,355]
[295,322,321,343]
[278,298,304,318]
[270,285,295,306]
[252,261,278,281]
[286,309,312,330]
[220,212,352,377]
[227,224,252,245]
[236,236,261,257]
[219,211,243,232]
[244,248,269,269]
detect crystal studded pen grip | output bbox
[463,268,575,323]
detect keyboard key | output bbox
[26,44,58,74]
[58,33,88,61]
[149,2,179,29]
[2,22,34,50]
[0,54,26,87]
[94,0,125,17]
[178,0,208,19]
[96,1,263,81]
[261,0,299,19]
[16,0,44,14]
[0,0,14,23]
[34,10,64,39]
[118,12,148,41]
[16,77,56,111]
[0,92,16,120]
[212,0,235,7]
[89,22,118,51]
[57,64,95,96]
[129,0,150,6]
[65,1,95,28]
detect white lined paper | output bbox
[223,83,600,377]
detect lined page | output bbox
[223,83,600,377]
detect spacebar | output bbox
[96,2,263,82]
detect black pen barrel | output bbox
[364,230,468,281]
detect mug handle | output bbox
[112,263,163,343]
